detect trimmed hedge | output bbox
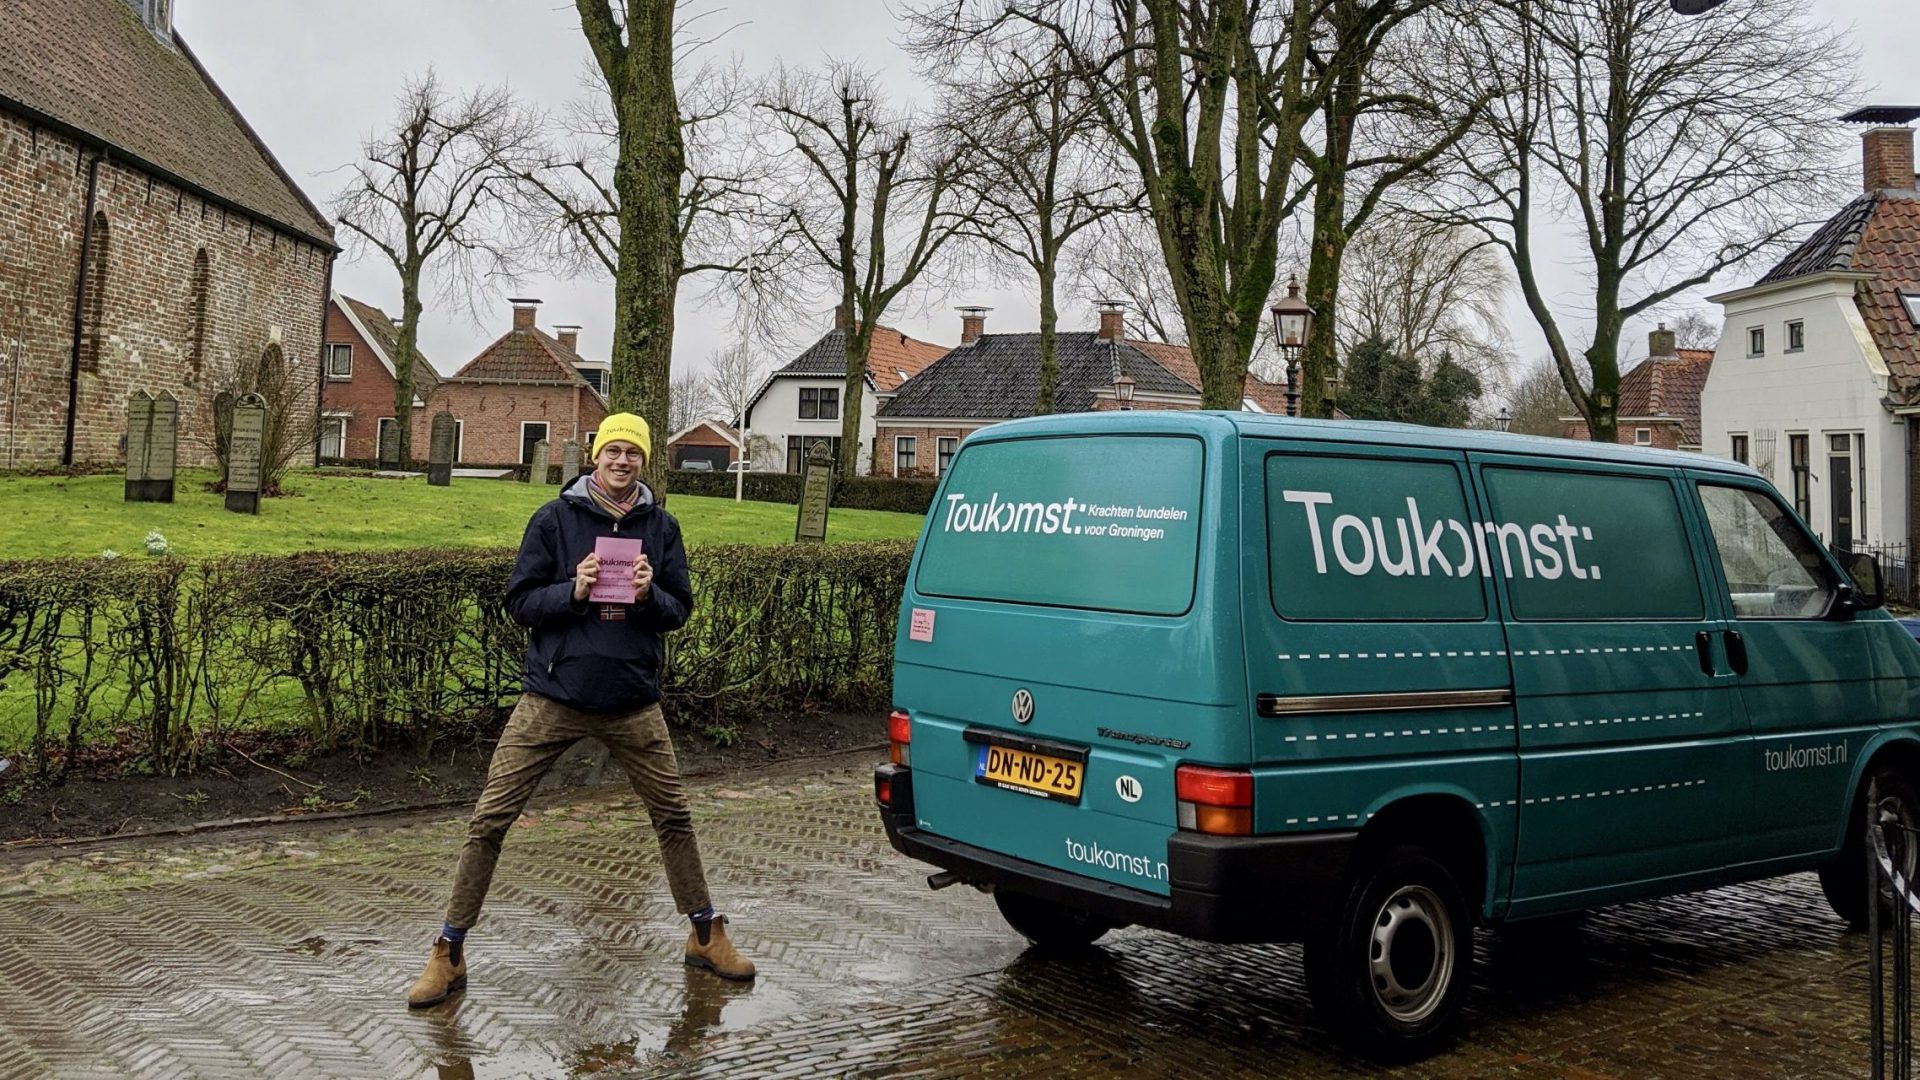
[668,469,938,514]
[0,541,912,776]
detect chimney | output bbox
[554,324,581,352]
[1095,300,1127,342]
[834,303,851,332]
[1863,127,1917,193]
[508,297,541,332]
[1649,322,1677,359]
[957,306,990,345]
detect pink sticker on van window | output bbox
[909,608,935,642]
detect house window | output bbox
[1789,433,1810,520]
[520,421,550,465]
[1786,320,1804,353]
[376,417,398,461]
[319,416,347,459]
[1901,292,1920,328]
[799,386,840,420]
[896,436,918,475]
[1634,428,1652,445]
[1730,434,1749,464]
[325,343,352,379]
[786,435,839,473]
[1747,326,1765,356]
[936,437,957,475]
[454,419,465,463]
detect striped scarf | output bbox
[586,474,641,520]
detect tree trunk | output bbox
[1035,258,1059,415]
[1303,36,1361,420]
[1583,329,1622,445]
[607,0,684,495]
[394,273,422,467]
[839,321,874,481]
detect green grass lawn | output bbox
[0,469,925,559]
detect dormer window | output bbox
[1902,292,1920,329]
[126,0,173,39]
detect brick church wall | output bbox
[0,108,331,467]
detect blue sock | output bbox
[689,905,716,944]
[440,923,466,965]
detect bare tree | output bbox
[759,61,982,479]
[668,371,718,434]
[1504,354,1578,438]
[1337,217,1513,383]
[704,338,766,428]
[1069,212,1184,344]
[1667,309,1721,351]
[330,70,537,467]
[1430,0,1855,443]
[937,51,1137,413]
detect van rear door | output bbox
[894,428,1241,897]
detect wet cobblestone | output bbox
[0,753,1877,1078]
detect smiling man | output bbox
[407,413,755,1009]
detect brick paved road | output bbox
[0,752,1879,1078]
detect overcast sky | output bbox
[178,0,1915,393]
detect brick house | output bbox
[319,294,441,461]
[870,306,1288,479]
[666,420,740,470]
[1563,326,1713,452]
[436,299,608,466]
[0,0,335,468]
[741,311,947,475]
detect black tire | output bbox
[993,890,1115,950]
[1819,765,1920,929]
[1303,845,1473,1064]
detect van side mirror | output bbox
[1833,546,1886,613]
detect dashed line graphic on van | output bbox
[1282,724,1516,742]
[1519,711,1706,731]
[1283,491,1603,580]
[1276,645,1691,661]
[1279,780,1709,826]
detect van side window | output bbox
[1697,484,1833,619]
[1265,454,1485,621]
[1480,468,1703,621]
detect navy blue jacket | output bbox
[506,477,693,712]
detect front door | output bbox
[1472,457,1746,914]
[521,422,549,465]
[1829,434,1853,550]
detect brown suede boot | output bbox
[684,915,756,980]
[407,939,468,1008]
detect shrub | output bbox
[0,541,912,776]
[668,470,936,514]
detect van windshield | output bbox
[915,434,1204,616]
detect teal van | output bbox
[873,411,1918,1060]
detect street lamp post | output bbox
[1113,375,1136,410]
[1269,275,1314,418]
[1496,406,1513,433]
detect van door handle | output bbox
[1724,630,1749,675]
[1694,631,1715,676]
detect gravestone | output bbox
[124,390,178,502]
[377,421,401,470]
[224,394,266,514]
[795,441,833,543]
[530,439,551,485]
[427,412,456,487]
[561,439,582,485]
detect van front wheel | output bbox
[1819,766,1920,929]
[1303,845,1472,1063]
[993,890,1115,950]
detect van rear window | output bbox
[914,435,1204,615]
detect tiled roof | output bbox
[1618,348,1713,445]
[1851,194,1920,400]
[878,332,1199,420]
[1758,192,1879,285]
[338,296,438,390]
[0,0,333,244]
[452,327,599,391]
[774,326,947,391]
[1127,338,1290,412]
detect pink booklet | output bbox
[590,537,644,604]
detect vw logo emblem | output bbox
[1011,689,1035,725]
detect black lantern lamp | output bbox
[1270,276,1313,418]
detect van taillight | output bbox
[888,709,911,766]
[1176,764,1253,836]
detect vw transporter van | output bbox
[873,411,1918,1060]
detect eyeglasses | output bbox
[597,446,645,462]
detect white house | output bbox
[1700,113,1920,557]
[742,314,947,474]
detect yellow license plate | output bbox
[976,743,1084,803]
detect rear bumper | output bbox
[875,763,1355,944]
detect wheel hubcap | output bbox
[1367,884,1455,1024]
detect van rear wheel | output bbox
[1819,766,1920,929]
[1303,845,1472,1063]
[993,890,1115,950]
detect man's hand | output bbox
[633,553,654,603]
[572,552,601,601]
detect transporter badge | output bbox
[1011,688,1034,725]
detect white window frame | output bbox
[1747,326,1765,357]
[319,415,348,458]
[453,419,465,463]
[935,436,957,476]
[1786,320,1804,353]
[1634,427,1653,446]
[325,342,352,379]
[1729,433,1749,465]
[519,420,550,465]
[376,416,397,458]
[895,435,918,475]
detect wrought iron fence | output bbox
[1858,541,1913,606]
[1870,813,1920,1078]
